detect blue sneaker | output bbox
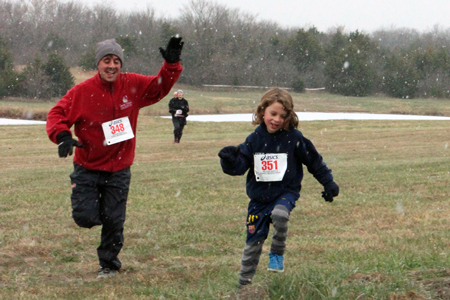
[267,253,284,272]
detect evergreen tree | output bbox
[116,35,137,58]
[292,78,305,92]
[414,46,450,98]
[383,51,420,99]
[0,37,22,97]
[42,33,67,53]
[160,21,178,45]
[44,53,74,97]
[287,27,324,73]
[286,27,325,88]
[323,30,348,94]
[324,30,375,97]
[22,54,52,99]
[79,46,96,71]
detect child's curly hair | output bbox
[252,87,299,130]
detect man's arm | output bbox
[46,89,76,144]
[137,37,184,107]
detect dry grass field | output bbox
[2,74,450,298]
[1,67,450,122]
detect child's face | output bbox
[263,102,287,133]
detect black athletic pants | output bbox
[69,163,131,270]
[172,117,186,142]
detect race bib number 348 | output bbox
[254,153,288,182]
[102,116,134,145]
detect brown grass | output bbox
[2,90,450,298]
[71,67,97,85]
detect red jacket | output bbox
[46,61,182,172]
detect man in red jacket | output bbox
[46,37,183,278]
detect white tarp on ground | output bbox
[161,112,450,122]
[2,112,450,126]
[0,118,47,125]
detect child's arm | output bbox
[218,145,250,176]
[298,136,339,201]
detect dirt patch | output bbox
[345,272,387,284]
[345,272,427,299]
[410,269,450,299]
[422,279,450,300]
[390,291,426,299]
[228,284,269,300]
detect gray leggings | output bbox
[238,204,289,285]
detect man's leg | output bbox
[69,164,102,228]
[97,167,131,270]
[178,122,185,142]
[172,118,181,142]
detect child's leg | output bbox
[270,204,290,255]
[238,201,271,286]
[238,239,264,286]
[269,194,296,255]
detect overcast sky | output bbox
[76,0,450,33]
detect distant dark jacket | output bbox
[220,123,334,203]
[168,97,189,118]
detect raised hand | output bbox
[159,36,184,63]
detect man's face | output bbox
[98,55,121,83]
[177,92,183,99]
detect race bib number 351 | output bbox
[102,116,135,145]
[254,153,288,182]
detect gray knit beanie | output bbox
[95,39,124,67]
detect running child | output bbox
[218,87,339,288]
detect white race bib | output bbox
[254,153,288,182]
[175,109,183,117]
[101,116,134,145]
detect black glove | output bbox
[218,146,240,166]
[56,131,83,158]
[159,36,184,63]
[322,181,339,202]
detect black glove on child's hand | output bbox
[57,131,83,158]
[159,36,184,63]
[322,181,339,202]
[218,146,240,166]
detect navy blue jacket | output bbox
[220,123,334,203]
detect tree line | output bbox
[2,0,450,99]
